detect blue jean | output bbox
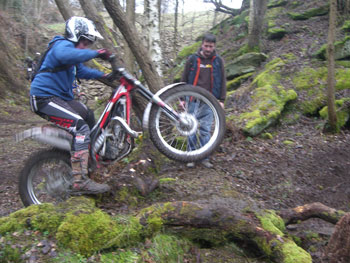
[187,100,213,151]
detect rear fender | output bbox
[15,125,72,151]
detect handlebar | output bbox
[107,54,140,86]
[98,54,155,101]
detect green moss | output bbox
[177,41,201,62]
[226,72,253,91]
[287,5,329,20]
[139,202,176,237]
[335,68,350,90]
[280,240,312,263]
[268,0,288,8]
[115,186,142,207]
[101,250,139,262]
[235,57,298,135]
[268,27,287,40]
[319,99,350,130]
[143,234,191,263]
[239,84,297,135]
[178,227,228,247]
[314,36,350,60]
[293,66,350,115]
[282,53,297,61]
[56,209,119,256]
[283,140,295,146]
[226,44,260,61]
[230,10,249,26]
[108,215,143,248]
[293,67,327,90]
[342,20,350,32]
[256,210,286,236]
[0,203,63,235]
[336,60,350,67]
[0,240,22,263]
[159,177,177,183]
[252,58,284,87]
[261,132,273,139]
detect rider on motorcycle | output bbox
[29,16,112,195]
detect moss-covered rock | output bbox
[240,86,297,136]
[229,58,297,136]
[0,203,63,235]
[225,53,268,80]
[176,41,201,63]
[268,27,287,40]
[314,37,350,61]
[227,72,253,91]
[319,99,350,130]
[268,0,288,8]
[56,209,119,256]
[292,66,350,115]
[287,5,329,20]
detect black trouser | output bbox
[30,96,95,151]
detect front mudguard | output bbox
[142,82,186,135]
[15,125,72,151]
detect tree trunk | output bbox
[173,0,179,58]
[247,0,268,51]
[124,0,136,73]
[212,10,218,27]
[54,0,74,21]
[145,0,163,76]
[326,0,338,132]
[103,0,164,92]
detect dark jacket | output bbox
[181,49,226,102]
[30,36,104,101]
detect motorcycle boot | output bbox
[70,149,110,195]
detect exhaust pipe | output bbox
[111,116,141,138]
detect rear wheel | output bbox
[148,84,226,162]
[19,148,72,206]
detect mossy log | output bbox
[279,202,346,225]
[139,201,311,263]
[2,198,348,262]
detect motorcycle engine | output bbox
[103,123,127,160]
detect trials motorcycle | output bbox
[16,56,226,206]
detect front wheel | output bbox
[149,84,226,162]
[19,149,72,206]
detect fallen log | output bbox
[138,201,312,263]
[278,202,346,225]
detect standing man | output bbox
[181,33,226,168]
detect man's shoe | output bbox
[71,178,110,195]
[186,162,195,168]
[201,159,213,168]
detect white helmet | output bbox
[65,16,103,43]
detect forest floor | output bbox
[1,96,350,263]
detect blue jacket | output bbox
[30,36,104,101]
[181,50,226,102]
